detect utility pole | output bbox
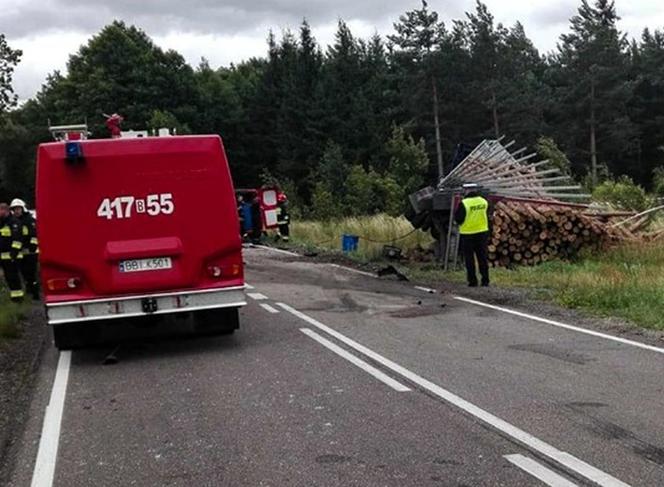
[590,75,598,187]
[432,76,444,179]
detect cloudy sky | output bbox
[3,0,663,101]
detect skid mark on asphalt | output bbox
[505,454,579,487]
[277,301,630,487]
[509,343,596,365]
[299,328,410,392]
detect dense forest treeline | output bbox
[1,0,664,215]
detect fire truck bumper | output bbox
[46,286,247,325]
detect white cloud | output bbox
[4,0,664,101]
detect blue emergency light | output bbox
[65,141,83,163]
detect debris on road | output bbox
[377,265,409,281]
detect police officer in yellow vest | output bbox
[455,184,490,287]
[0,203,25,302]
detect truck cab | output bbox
[36,130,246,349]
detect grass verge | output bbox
[0,289,28,341]
[291,214,434,262]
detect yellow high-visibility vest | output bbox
[459,196,489,235]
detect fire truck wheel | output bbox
[52,322,100,350]
[193,308,239,336]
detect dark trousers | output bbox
[1,259,24,301]
[278,223,290,241]
[460,232,490,286]
[19,253,39,298]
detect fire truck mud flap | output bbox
[46,286,246,325]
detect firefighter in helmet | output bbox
[11,199,39,299]
[0,202,25,302]
[276,192,290,242]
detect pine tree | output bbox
[553,0,635,185]
[0,34,22,116]
[389,1,445,177]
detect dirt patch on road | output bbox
[0,305,48,483]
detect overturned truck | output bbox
[406,138,654,268]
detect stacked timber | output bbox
[488,201,642,267]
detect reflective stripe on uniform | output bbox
[0,252,11,260]
[10,289,25,298]
[22,226,29,236]
[0,227,10,237]
[15,253,23,260]
[12,241,22,249]
[30,237,38,245]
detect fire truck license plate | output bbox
[119,257,172,273]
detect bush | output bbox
[310,182,338,220]
[592,176,651,211]
[653,166,664,197]
[536,136,572,175]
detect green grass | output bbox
[291,214,434,261]
[414,243,664,330]
[0,288,28,341]
[291,214,664,330]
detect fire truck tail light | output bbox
[206,264,241,279]
[47,277,82,292]
[207,265,222,278]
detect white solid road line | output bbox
[253,245,300,257]
[328,264,376,279]
[259,303,280,314]
[414,286,436,293]
[299,328,410,392]
[247,292,269,301]
[455,296,664,356]
[505,454,579,487]
[277,302,630,487]
[31,351,72,487]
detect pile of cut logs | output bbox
[488,200,661,267]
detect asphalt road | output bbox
[6,246,664,486]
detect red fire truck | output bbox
[36,126,246,349]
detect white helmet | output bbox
[10,198,26,210]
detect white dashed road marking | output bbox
[247,292,269,301]
[504,454,579,487]
[300,328,410,392]
[277,302,629,487]
[259,303,280,314]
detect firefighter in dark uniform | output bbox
[0,202,25,302]
[11,199,39,299]
[249,194,263,243]
[455,184,491,287]
[276,193,290,242]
